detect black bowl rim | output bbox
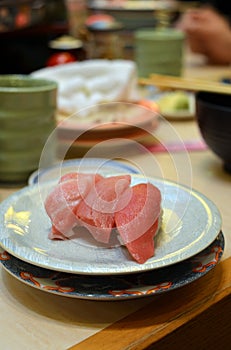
[196,92,231,113]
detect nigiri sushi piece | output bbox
[76,175,131,244]
[45,173,103,239]
[115,183,161,263]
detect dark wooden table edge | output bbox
[68,256,231,350]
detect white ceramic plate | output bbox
[28,158,140,185]
[0,232,224,300]
[0,175,222,275]
[57,101,159,145]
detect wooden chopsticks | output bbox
[139,74,231,95]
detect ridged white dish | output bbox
[0,175,222,275]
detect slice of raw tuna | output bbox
[115,182,161,263]
[76,175,131,244]
[48,224,66,240]
[45,173,103,239]
[59,172,103,184]
[124,218,160,264]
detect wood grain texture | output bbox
[139,74,231,95]
[69,257,231,350]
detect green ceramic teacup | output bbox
[0,75,57,183]
[134,28,185,78]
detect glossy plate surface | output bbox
[0,175,222,275]
[0,232,224,300]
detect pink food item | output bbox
[115,183,161,263]
[45,173,103,239]
[45,172,162,264]
[76,175,131,243]
[59,171,103,185]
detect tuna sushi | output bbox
[45,172,162,263]
[44,173,103,239]
[76,175,131,243]
[115,183,161,263]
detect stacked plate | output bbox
[0,159,224,300]
[31,60,160,158]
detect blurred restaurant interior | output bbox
[0,0,185,74]
[0,1,231,350]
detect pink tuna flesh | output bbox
[76,175,131,243]
[45,173,103,238]
[115,183,161,263]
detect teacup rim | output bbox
[0,75,57,92]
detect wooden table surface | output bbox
[0,55,231,350]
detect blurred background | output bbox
[0,0,185,74]
[0,0,68,74]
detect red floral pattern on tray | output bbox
[0,232,224,301]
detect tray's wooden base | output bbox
[69,257,231,350]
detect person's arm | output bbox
[176,7,231,64]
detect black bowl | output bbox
[196,91,231,173]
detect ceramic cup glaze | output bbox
[134,28,185,78]
[0,75,57,183]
